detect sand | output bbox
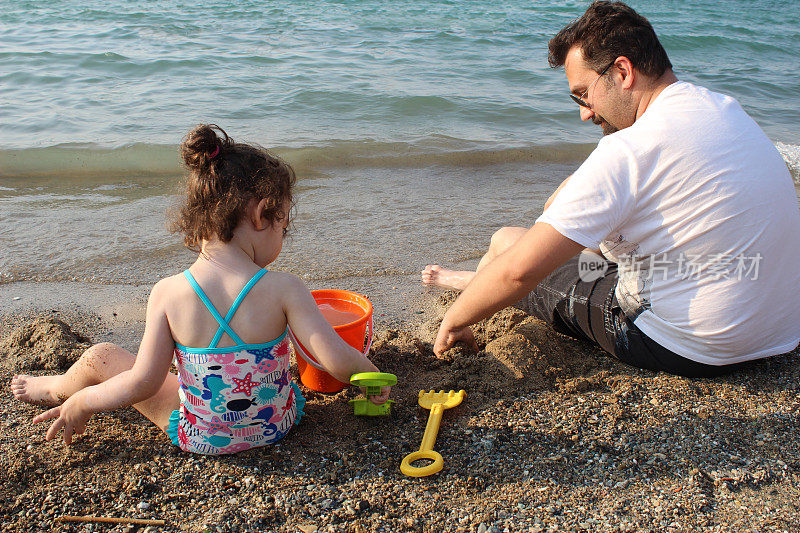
[2,289,800,532]
[0,317,91,372]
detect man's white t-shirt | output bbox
[537,81,800,365]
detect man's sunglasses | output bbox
[570,62,614,109]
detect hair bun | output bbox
[180,124,231,170]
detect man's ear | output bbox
[614,56,635,90]
[252,198,271,230]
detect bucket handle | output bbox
[289,315,373,372]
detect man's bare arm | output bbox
[434,223,583,355]
[544,174,572,211]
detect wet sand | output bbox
[2,283,800,532]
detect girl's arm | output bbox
[34,280,176,444]
[281,274,387,395]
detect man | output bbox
[422,1,800,377]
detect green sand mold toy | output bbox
[349,372,397,416]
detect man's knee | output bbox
[490,226,527,253]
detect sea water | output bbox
[1,0,798,289]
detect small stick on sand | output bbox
[55,515,166,526]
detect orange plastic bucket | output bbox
[289,289,373,393]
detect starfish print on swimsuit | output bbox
[250,347,276,365]
[200,415,234,435]
[274,371,289,392]
[231,372,259,395]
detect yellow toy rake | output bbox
[400,389,466,477]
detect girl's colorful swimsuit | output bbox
[166,268,305,455]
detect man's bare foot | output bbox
[420,265,476,291]
[10,375,63,406]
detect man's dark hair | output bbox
[548,1,672,77]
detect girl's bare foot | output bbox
[10,374,63,406]
[420,265,476,291]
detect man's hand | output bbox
[434,321,479,357]
[33,391,93,445]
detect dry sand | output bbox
[2,291,800,532]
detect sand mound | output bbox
[0,317,91,371]
[296,294,613,429]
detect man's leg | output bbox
[11,342,179,431]
[421,226,527,290]
[610,316,748,378]
[514,255,618,348]
[420,225,615,348]
[515,259,749,378]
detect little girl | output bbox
[11,124,390,455]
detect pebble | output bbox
[136,501,150,510]
[356,499,370,512]
[320,498,336,510]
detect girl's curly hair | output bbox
[171,124,296,251]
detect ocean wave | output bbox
[663,33,793,56]
[2,139,797,183]
[0,139,596,181]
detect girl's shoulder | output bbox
[151,271,193,296]
[247,269,308,300]
[259,269,303,284]
[147,272,201,311]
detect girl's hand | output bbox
[366,386,391,405]
[32,391,93,445]
[434,322,478,357]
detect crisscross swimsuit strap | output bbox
[182,269,269,348]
